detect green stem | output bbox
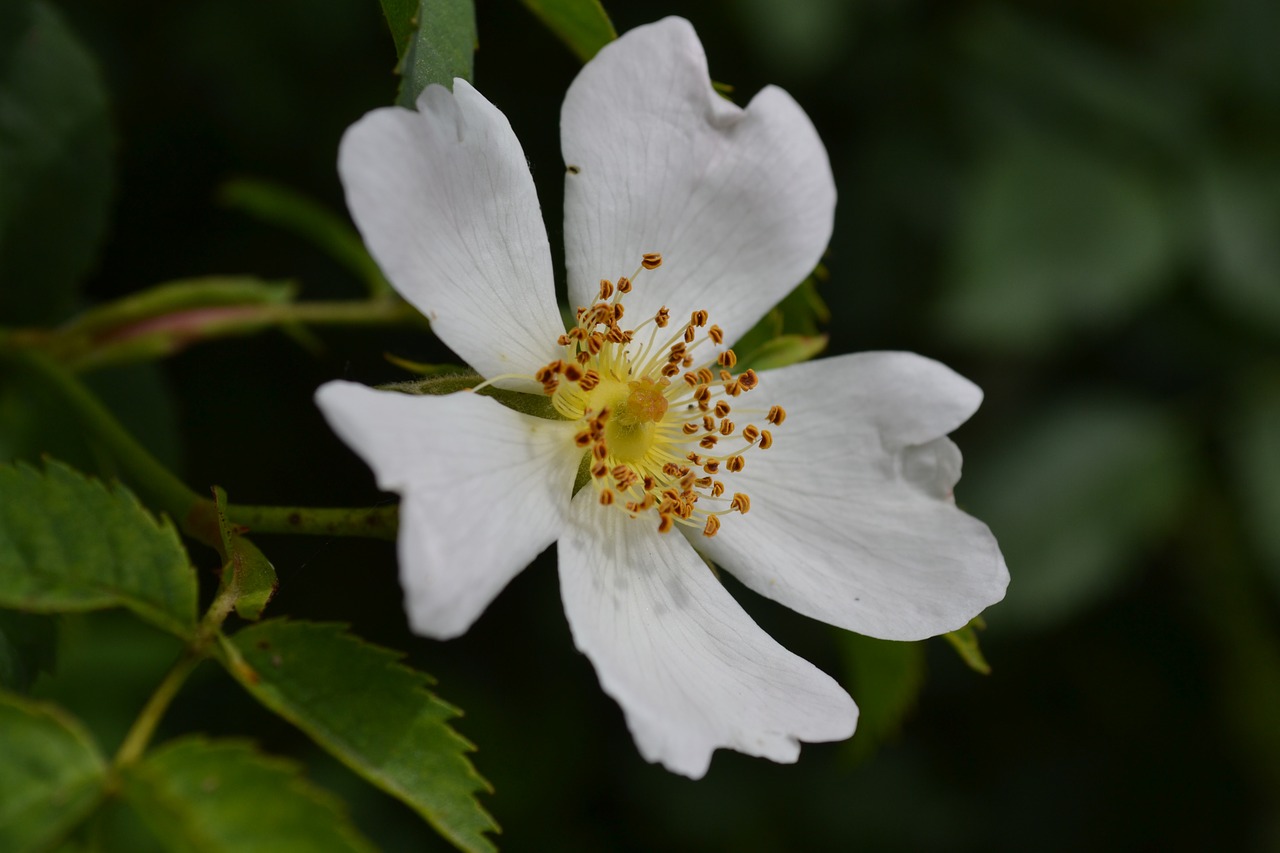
[7,349,203,522]
[227,503,399,541]
[112,651,204,768]
[5,348,400,543]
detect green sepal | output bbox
[518,0,617,62]
[0,690,106,852]
[395,0,477,106]
[382,373,564,420]
[942,617,992,675]
[843,634,926,760]
[118,737,376,853]
[211,487,278,621]
[223,619,498,853]
[0,460,197,640]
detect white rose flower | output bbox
[316,16,1007,779]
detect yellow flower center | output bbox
[530,253,785,537]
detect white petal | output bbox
[340,80,565,386]
[561,17,835,346]
[558,492,857,779]
[696,352,1009,641]
[315,381,580,639]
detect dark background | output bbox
[16,0,1280,849]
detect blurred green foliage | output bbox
[2,0,1279,850]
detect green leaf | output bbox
[0,0,114,324]
[962,397,1194,632]
[940,138,1176,352]
[225,620,498,853]
[0,610,56,692]
[0,691,106,852]
[1204,156,1280,332]
[518,0,617,62]
[219,179,390,298]
[0,460,197,639]
[1228,374,1280,597]
[211,487,278,621]
[119,737,376,853]
[942,617,991,675]
[395,0,477,107]
[843,634,925,760]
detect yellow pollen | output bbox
[516,252,785,538]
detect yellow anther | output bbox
[758,430,773,449]
[702,515,721,537]
[642,252,663,269]
[714,401,731,418]
[726,455,745,472]
[742,424,760,444]
[717,350,737,368]
[719,419,735,435]
[731,493,750,514]
[708,325,724,344]
[598,279,614,300]
[766,405,786,425]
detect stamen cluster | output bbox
[532,253,786,537]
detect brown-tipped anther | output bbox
[576,350,591,364]
[726,381,743,397]
[714,401,731,418]
[587,334,604,355]
[642,475,656,491]
[683,325,696,344]
[742,424,760,444]
[655,307,670,328]
[708,325,724,345]
[682,422,700,435]
[702,515,721,537]
[731,493,750,514]
[703,459,720,474]
[717,350,737,368]
[660,363,680,378]
[683,373,699,387]
[657,513,675,533]
[593,441,609,460]
[591,461,608,479]
[766,405,786,425]
[739,369,759,390]
[726,455,745,472]
[599,489,615,506]
[598,279,614,300]
[557,333,571,346]
[617,276,632,294]
[579,369,600,391]
[719,419,735,436]
[691,309,709,327]
[682,354,694,367]
[563,363,583,382]
[697,368,714,384]
[710,481,725,497]
[574,430,592,448]
[701,414,715,432]
[642,252,663,269]
[758,430,773,449]
[700,435,719,449]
